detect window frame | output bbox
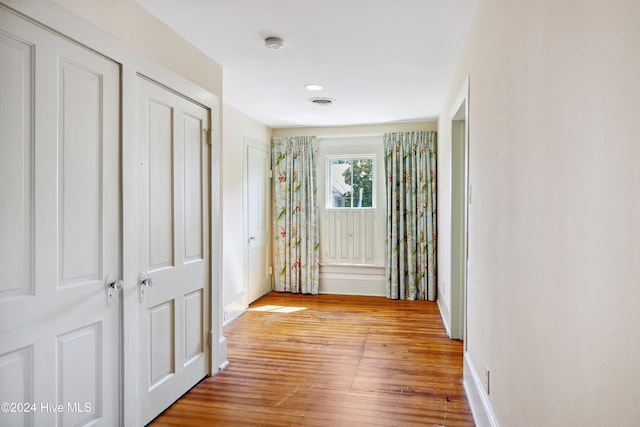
[325,154,376,209]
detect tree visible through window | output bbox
[328,157,374,208]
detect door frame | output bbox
[449,76,470,342]
[1,1,225,425]
[243,137,272,305]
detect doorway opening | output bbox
[450,77,469,342]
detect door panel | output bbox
[184,290,204,363]
[58,59,104,285]
[246,144,271,303]
[184,114,204,262]
[148,99,174,270]
[56,323,101,426]
[0,30,32,299]
[0,8,120,427]
[137,77,209,424]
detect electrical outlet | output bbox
[484,365,491,395]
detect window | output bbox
[327,156,375,208]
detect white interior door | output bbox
[246,143,271,303]
[0,8,120,427]
[136,76,210,424]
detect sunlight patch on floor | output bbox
[248,305,307,313]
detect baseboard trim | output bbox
[463,352,501,427]
[319,279,385,296]
[223,295,247,326]
[223,307,245,326]
[436,296,452,338]
[217,336,229,372]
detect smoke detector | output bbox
[265,37,284,50]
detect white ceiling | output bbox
[135,0,480,129]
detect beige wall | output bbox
[222,103,271,321]
[53,0,222,96]
[438,0,640,425]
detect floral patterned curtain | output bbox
[272,136,320,294]
[384,131,437,301]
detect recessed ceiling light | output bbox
[305,84,324,91]
[265,37,284,50]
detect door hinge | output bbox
[203,128,213,145]
[268,266,273,275]
[268,169,273,179]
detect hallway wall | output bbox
[438,0,640,425]
[222,103,271,322]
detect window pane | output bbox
[350,159,373,208]
[329,160,353,207]
[328,157,374,208]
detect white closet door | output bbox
[246,144,271,303]
[0,8,120,427]
[136,76,209,424]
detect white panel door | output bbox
[0,8,120,427]
[136,77,209,424]
[246,144,271,303]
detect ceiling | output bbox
[135,0,480,129]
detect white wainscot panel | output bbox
[326,211,338,260]
[352,210,362,260]
[338,211,351,263]
[323,209,376,265]
[363,210,376,263]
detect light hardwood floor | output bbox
[149,292,475,426]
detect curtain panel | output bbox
[384,131,437,301]
[272,136,320,294]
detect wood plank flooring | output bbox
[149,292,475,426]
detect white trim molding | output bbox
[463,352,501,427]
[217,336,229,372]
[319,264,385,296]
[437,297,452,337]
[448,75,470,341]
